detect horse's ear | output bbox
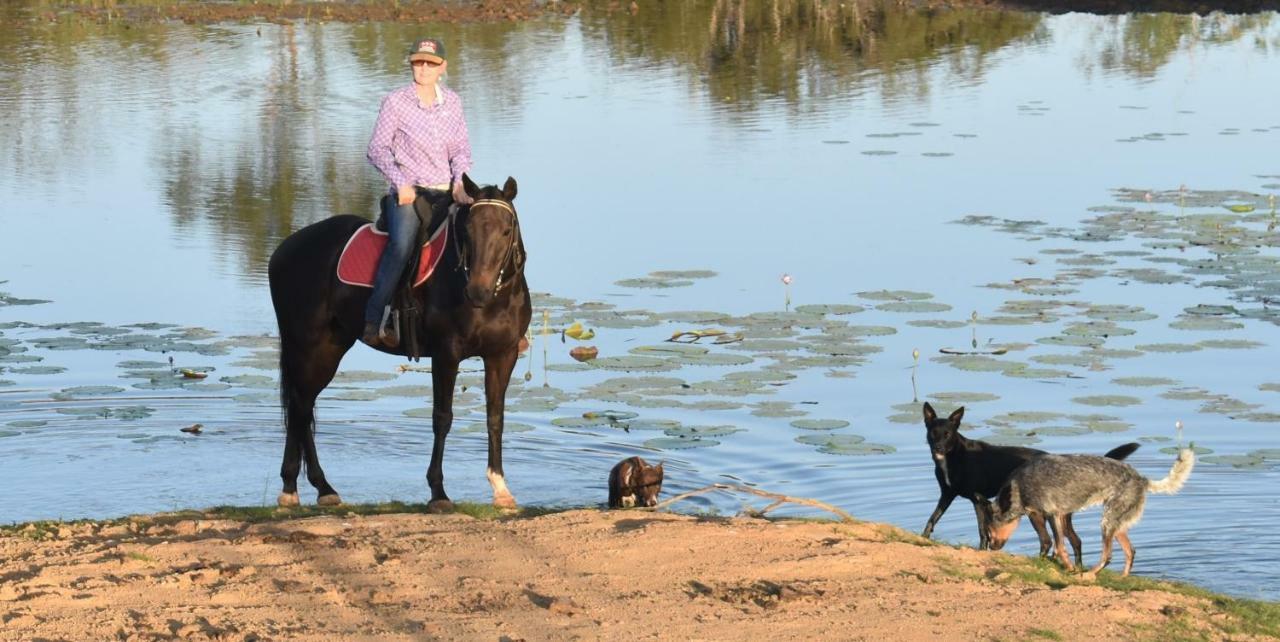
[502,176,517,202]
[461,173,481,200]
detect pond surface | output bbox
[3,3,1280,600]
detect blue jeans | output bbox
[365,199,420,326]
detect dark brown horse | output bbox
[267,174,531,512]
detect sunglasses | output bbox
[411,60,443,68]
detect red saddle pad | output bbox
[336,222,449,288]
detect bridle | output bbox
[451,197,524,296]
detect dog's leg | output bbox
[1116,530,1135,576]
[1051,514,1074,571]
[970,498,991,549]
[1031,512,1052,558]
[922,489,957,539]
[1063,513,1084,568]
[1087,527,1116,576]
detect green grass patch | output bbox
[1,501,573,539]
[988,554,1280,638]
[1027,628,1062,640]
[125,551,154,563]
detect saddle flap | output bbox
[336,223,450,288]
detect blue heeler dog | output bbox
[921,402,1139,564]
[980,447,1195,576]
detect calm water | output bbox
[3,3,1280,600]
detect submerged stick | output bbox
[649,483,856,524]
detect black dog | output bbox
[921,402,1139,562]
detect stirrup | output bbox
[378,306,401,349]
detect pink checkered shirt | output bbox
[367,84,472,189]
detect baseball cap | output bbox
[408,38,446,64]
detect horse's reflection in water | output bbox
[267,174,531,512]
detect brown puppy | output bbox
[608,457,664,508]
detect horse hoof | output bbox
[277,492,300,507]
[493,494,518,510]
[317,494,342,506]
[428,499,455,514]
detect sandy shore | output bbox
[2,506,1274,641]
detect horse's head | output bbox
[458,173,521,307]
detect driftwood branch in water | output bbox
[648,483,856,524]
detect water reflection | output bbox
[2,2,1276,279]
[580,1,1046,117]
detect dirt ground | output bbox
[1,507,1269,641]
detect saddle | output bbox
[335,188,453,359]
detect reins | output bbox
[450,197,524,297]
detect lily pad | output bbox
[1169,317,1244,331]
[583,409,639,421]
[669,353,754,367]
[1159,445,1213,455]
[631,344,708,356]
[795,304,865,315]
[908,320,968,329]
[664,425,742,438]
[983,434,1042,447]
[1197,339,1264,350]
[1030,354,1097,368]
[796,433,866,447]
[643,436,719,450]
[818,440,896,456]
[590,356,680,372]
[790,419,850,431]
[57,385,126,397]
[857,290,933,302]
[327,389,379,401]
[929,392,1001,403]
[1135,343,1202,353]
[1073,395,1142,407]
[1080,419,1131,434]
[220,374,276,388]
[876,302,952,313]
[9,365,65,375]
[456,422,535,434]
[615,277,693,289]
[1200,454,1269,470]
[1111,377,1178,387]
[1028,425,1091,437]
[656,311,731,323]
[650,270,717,279]
[332,370,397,383]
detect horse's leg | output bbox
[483,348,519,509]
[426,357,460,513]
[279,333,350,507]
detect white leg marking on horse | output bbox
[487,467,511,496]
[278,492,300,507]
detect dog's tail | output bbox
[1104,442,1140,461]
[1148,447,1196,494]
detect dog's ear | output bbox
[922,402,936,424]
[621,461,634,488]
[947,406,965,425]
[998,485,1015,514]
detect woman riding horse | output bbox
[365,37,474,349]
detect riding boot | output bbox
[364,198,420,348]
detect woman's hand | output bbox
[452,181,474,206]
[397,185,416,206]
